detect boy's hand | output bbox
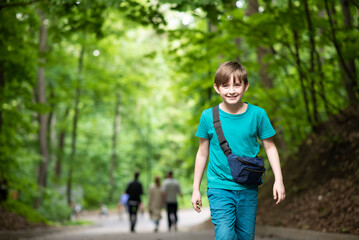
[191,190,202,213]
[273,180,286,204]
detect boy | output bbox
[191,61,285,240]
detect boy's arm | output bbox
[262,137,286,204]
[192,138,209,213]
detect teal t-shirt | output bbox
[195,102,276,190]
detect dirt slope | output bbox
[257,106,359,235]
[0,207,45,230]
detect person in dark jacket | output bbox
[126,171,143,233]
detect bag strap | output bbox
[212,105,232,157]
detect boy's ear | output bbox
[213,84,220,94]
[244,82,249,92]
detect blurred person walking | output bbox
[148,176,163,232]
[162,171,182,231]
[99,203,108,218]
[117,192,129,219]
[125,171,143,233]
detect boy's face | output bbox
[214,75,249,106]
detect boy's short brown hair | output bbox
[215,61,248,86]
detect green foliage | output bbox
[0,1,41,207]
[0,0,358,227]
[37,200,72,222]
[1,200,48,224]
[37,190,72,222]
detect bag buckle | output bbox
[220,141,231,156]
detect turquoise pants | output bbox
[207,187,258,240]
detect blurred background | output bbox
[0,0,358,235]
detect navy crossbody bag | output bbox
[212,105,266,186]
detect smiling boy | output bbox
[191,61,285,240]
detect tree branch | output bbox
[0,0,43,9]
[350,0,359,9]
[324,0,355,81]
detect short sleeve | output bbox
[258,109,276,140]
[195,110,209,139]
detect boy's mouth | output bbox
[227,95,238,99]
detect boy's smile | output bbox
[214,75,249,106]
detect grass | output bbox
[61,220,94,226]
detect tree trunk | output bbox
[48,85,56,183]
[0,69,3,135]
[207,19,216,101]
[232,0,242,62]
[340,0,358,100]
[234,38,242,62]
[109,93,121,201]
[55,108,69,180]
[257,47,273,88]
[289,0,314,130]
[246,0,274,88]
[35,8,49,208]
[67,44,85,205]
[316,9,333,116]
[324,0,358,103]
[0,68,7,203]
[246,0,290,151]
[304,0,320,127]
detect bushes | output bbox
[1,199,47,224]
[2,190,72,223]
[37,199,72,222]
[36,190,72,222]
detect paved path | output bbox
[73,207,212,233]
[0,208,273,240]
[1,208,358,240]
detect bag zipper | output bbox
[244,167,265,173]
[236,157,264,168]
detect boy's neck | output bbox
[220,102,247,114]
